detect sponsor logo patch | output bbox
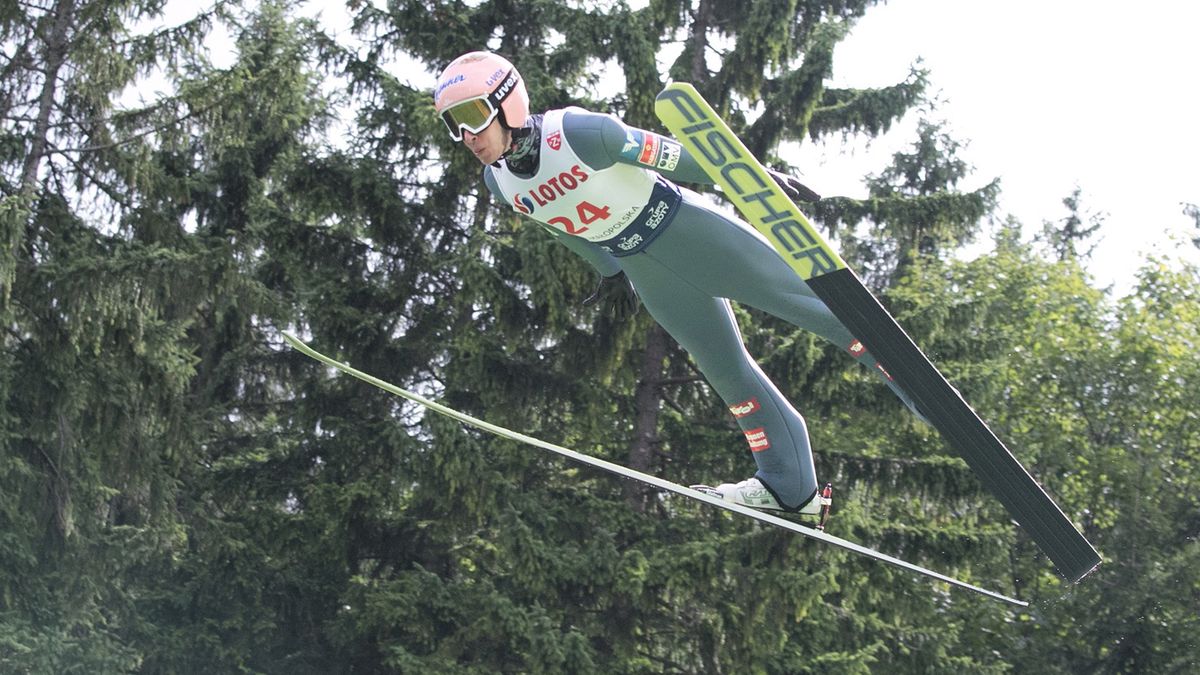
[513,193,535,215]
[546,131,562,151]
[657,140,681,172]
[744,427,771,452]
[622,131,640,155]
[638,134,661,165]
[848,339,867,357]
[644,200,670,230]
[617,233,643,251]
[729,398,761,418]
[510,165,590,214]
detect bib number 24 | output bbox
[550,201,611,235]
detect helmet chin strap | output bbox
[500,114,542,175]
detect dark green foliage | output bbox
[1,0,1197,672]
[809,118,1000,288]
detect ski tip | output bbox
[281,332,308,351]
[659,80,696,92]
[654,81,700,107]
[1067,557,1104,584]
[281,332,325,362]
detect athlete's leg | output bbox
[619,254,819,509]
[646,191,926,420]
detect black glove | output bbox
[766,168,821,202]
[583,271,639,320]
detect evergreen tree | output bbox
[3,0,1196,671]
[1040,185,1104,261]
[310,0,1021,671]
[1183,201,1199,249]
[117,3,370,670]
[0,0,232,668]
[809,117,999,288]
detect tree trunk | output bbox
[625,323,669,511]
[21,0,75,194]
[689,0,711,82]
[621,0,711,512]
[4,0,75,303]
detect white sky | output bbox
[172,0,1200,295]
[818,0,1200,294]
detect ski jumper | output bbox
[484,108,916,510]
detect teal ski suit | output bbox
[483,107,915,510]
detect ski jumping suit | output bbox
[484,108,915,510]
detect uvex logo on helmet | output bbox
[493,70,519,100]
[485,68,507,87]
[511,165,590,215]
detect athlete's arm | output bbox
[561,110,713,185]
[483,168,622,277]
[565,109,821,202]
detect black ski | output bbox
[655,82,1101,582]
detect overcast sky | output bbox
[288,0,1200,294]
[816,0,1200,294]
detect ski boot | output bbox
[692,478,833,525]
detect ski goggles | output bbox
[438,68,519,141]
[439,96,500,141]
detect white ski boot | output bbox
[691,477,824,515]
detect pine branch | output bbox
[15,0,50,18]
[43,99,218,155]
[44,139,131,207]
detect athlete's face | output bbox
[462,120,511,165]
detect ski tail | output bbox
[653,82,1100,582]
[807,268,1102,581]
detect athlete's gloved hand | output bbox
[766,168,821,202]
[583,271,640,320]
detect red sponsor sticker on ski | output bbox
[744,427,771,452]
[729,398,761,418]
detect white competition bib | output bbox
[493,109,659,244]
